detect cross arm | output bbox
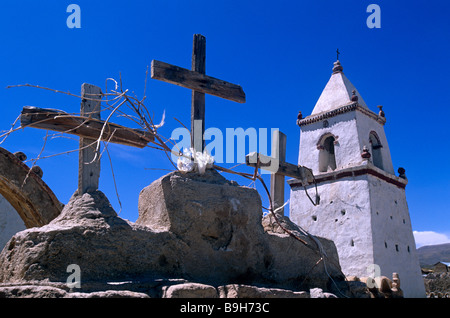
[20,106,154,148]
[151,60,246,103]
[245,152,314,184]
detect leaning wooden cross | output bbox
[245,130,314,216]
[20,83,154,194]
[151,34,246,153]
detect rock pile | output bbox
[0,169,356,298]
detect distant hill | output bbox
[416,243,450,268]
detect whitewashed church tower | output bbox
[289,59,425,297]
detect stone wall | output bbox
[0,169,348,297]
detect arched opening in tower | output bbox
[319,135,337,172]
[369,132,383,170]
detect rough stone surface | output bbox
[162,283,218,298]
[0,284,68,298]
[136,170,268,286]
[424,272,450,297]
[0,282,315,298]
[309,287,338,298]
[0,284,150,298]
[0,190,183,284]
[0,279,378,298]
[136,170,344,290]
[67,290,150,298]
[218,284,309,298]
[0,169,346,297]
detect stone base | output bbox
[0,169,347,297]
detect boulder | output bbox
[0,284,150,298]
[136,169,269,286]
[218,284,309,298]
[0,190,184,284]
[136,170,344,290]
[309,287,338,298]
[162,283,218,298]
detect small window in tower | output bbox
[369,132,383,170]
[319,135,337,172]
[395,244,399,252]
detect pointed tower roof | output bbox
[311,60,368,115]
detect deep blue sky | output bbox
[0,1,449,246]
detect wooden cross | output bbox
[79,84,101,194]
[20,83,154,194]
[151,34,246,153]
[245,130,314,216]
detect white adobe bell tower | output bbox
[288,59,425,297]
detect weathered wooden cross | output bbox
[20,83,154,194]
[151,34,246,153]
[245,130,314,216]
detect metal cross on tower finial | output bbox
[336,48,340,61]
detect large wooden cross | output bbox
[245,130,314,216]
[151,34,246,153]
[20,83,154,194]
